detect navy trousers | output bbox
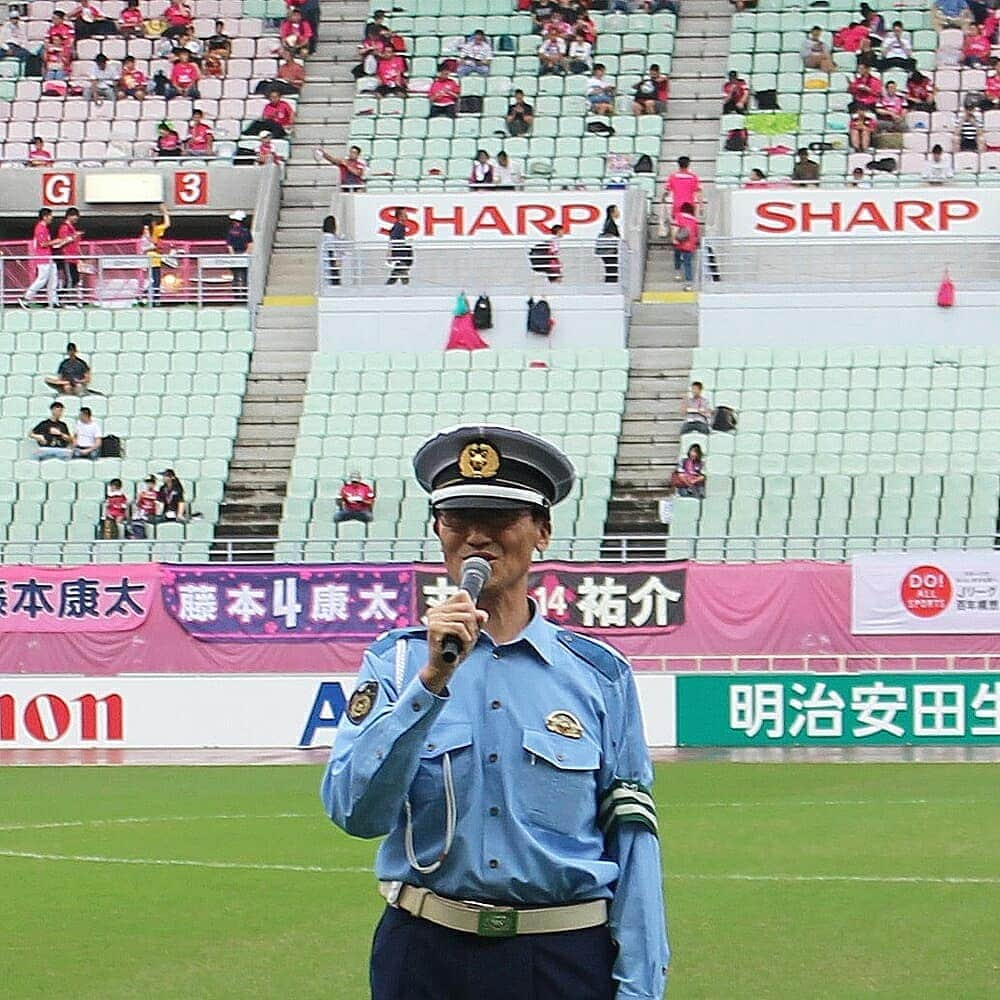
[370,906,617,1000]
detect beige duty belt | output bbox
[378,881,609,939]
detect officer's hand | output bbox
[420,590,489,695]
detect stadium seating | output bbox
[350,3,675,195]
[275,347,628,562]
[0,305,251,562]
[717,3,1000,185]
[666,344,1000,560]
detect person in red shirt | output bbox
[981,58,1000,110]
[117,55,147,100]
[185,109,214,155]
[833,21,869,53]
[28,136,53,167]
[280,9,312,58]
[118,0,143,38]
[849,107,878,151]
[69,2,116,39]
[134,475,161,522]
[906,69,935,112]
[427,65,459,118]
[660,155,702,235]
[46,10,75,47]
[162,0,193,41]
[21,208,60,309]
[633,63,669,114]
[55,207,84,306]
[722,70,749,113]
[167,48,200,98]
[375,48,407,96]
[848,65,881,111]
[963,24,991,68]
[155,120,182,158]
[105,479,129,525]
[243,89,294,138]
[671,201,699,290]
[335,472,377,524]
[316,144,367,189]
[255,133,285,165]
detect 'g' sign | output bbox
[42,172,76,207]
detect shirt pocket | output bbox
[409,722,475,812]
[518,728,601,837]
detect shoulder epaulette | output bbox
[368,626,427,658]
[555,631,628,682]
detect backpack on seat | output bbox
[527,297,553,336]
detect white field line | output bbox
[0,850,371,874]
[667,798,992,809]
[0,812,313,833]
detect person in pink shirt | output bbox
[849,107,877,151]
[660,155,701,236]
[981,58,1000,110]
[848,65,881,111]
[875,80,906,130]
[427,65,459,118]
[162,0,193,41]
[256,134,285,166]
[167,48,200,98]
[671,202,699,290]
[185,109,214,155]
[46,10,75,47]
[962,24,991,68]
[118,0,143,38]
[55,207,84,306]
[983,10,999,43]
[833,21,869,53]
[28,136,54,167]
[280,9,312,59]
[69,2,115,39]
[375,48,407,96]
[21,208,61,309]
[243,89,294,138]
[154,121,182,158]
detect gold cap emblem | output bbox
[458,441,500,479]
[545,710,583,740]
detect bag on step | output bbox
[100,434,123,458]
[633,152,654,172]
[527,297,553,336]
[724,127,748,151]
[755,88,780,110]
[712,405,738,432]
[936,268,955,308]
[472,294,493,330]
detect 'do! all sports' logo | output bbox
[900,565,952,618]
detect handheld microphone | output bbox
[441,556,492,665]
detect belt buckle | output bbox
[476,908,519,938]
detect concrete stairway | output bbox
[213,4,366,559]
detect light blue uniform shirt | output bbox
[321,605,669,999]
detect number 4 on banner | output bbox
[174,171,207,205]
[273,577,302,629]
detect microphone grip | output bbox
[441,635,463,665]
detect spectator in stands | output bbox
[859,3,886,40]
[158,469,188,520]
[661,156,702,233]
[165,48,200,99]
[20,208,60,309]
[923,142,955,183]
[105,479,129,528]
[506,89,535,136]
[70,2,115,39]
[878,20,916,71]
[47,11,75,47]
[255,132,284,165]
[43,39,71,85]
[931,0,973,33]
[585,64,615,116]
[633,64,669,115]
[45,342,91,396]
[848,165,872,187]
[72,406,102,459]
[850,107,878,151]
[981,58,1000,110]
[226,211,252,298]
[680,381,713,435]
[730,0,758,10]
[791,147,820,185]
[320,215,344,287]
[962,23,992,67]
[906,69,936,111]
[801,26,836,73]
[138,204,170,305]
[745,168,768,186]
[532,1,557,34]
[470,150,494,188]
[567,27,594,74]
[134,475,160,524]
[335,472,376,524]
[29,401,73,460]
[833,20,869,53]
[457,29,492,77]
[494,150,522,189]
[596,205,621,284]
[280,9,312,60]
[427,65,459,117]
[316,145,367,190]
[162,0,193,42]
[374,46,407,97]
[206,19,232,61]
[155,120,183,158]
[674,444,706,499]
[576,8,598,45]
[854,35,879,70]
[185,109,214,156]
[386,207,414,286]
[1,12,41,77]
[28,136,53,167]
[257,49,305,95]
[364,8,387,40]
[88,53,116,104]
[954,105,984,151]
[55,208,84,307]
[722,70,750,113]
[117,55,147,100]
[875,80,907,130]
[671,202,699,290]
[118,0,143,38]
[848,64,882,111]
[300,0,320,54]
[538,23,568,75]
[243,89,294,138]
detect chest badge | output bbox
[545,710,583,740]
[346,680,379,725]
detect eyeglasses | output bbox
[436,509,532,532]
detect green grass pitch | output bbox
[1,763,997,999]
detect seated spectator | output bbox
[879,20,915,71]
[931,0,973,33]
[673,444,706,499]
[427,65,459,117]
[158,469,189,520]
[538,23,568,75]
[506,89,534,136]
[633,64,669,114]
[801,26,835,73]
[962,24,991,67]
[859,3,886,41]
[172,26,203,59]
[923,143,954,183]
[118,0,143,38]
[680,381,713,435]
[855,36,878,70]
[155,120,183,158]
[335,472,376,524]
[29,401,73,460]
[850,107,878,150]
[162,0,194,42]
[88,53,116,104]
[72,406,102,459]
[28,136,53,167]
[243,90,294,138]
[791,146,820,184]
[848,64,881,111]
[457,29,492,77]
[954,105,984,151]
[43,39,71,84]
[117,55,147,100]
[981,58,1000,110]
[280,9,312,60]
[532,1,557,34]
[2,12,41,78]
[906,69,936,111]
[832,21,869,52]
[256,50,304,95]
[567,28,594,74]
[45,342,91,396]
[722,70,749,113]
[133,475,161,523]
[316,145,367,189]
[875,80,907,129]
[363,8,387,40]
[585,63,615,115]
[729,0,758,10]
[375,46,407,96]
[47,11,75,48]
[167,48,200,98]
[206,19,232,60]
[255,132,284,165]
[745,167,768,187]
[848,166,871,186]
[671,202,699,290]
[494,150,522,189]
[984,8,999,44]
[69,2,115,39]
[105,478,129,527]
[185,109,214,155]
[469,149,494,188]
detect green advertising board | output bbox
[676,674,1000,746]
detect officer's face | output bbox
[435,508,550,595]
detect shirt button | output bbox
[490,700,501,710]
[488,753,498,763]
[411,701,421,712]
[489,806,499,816]
[492,650,501,660]
[488,859,499,869]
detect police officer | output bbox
[321,425,668,1000]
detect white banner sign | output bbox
[0,674,676,749]
[852,552,1000,634]
[729,187,997,238]
[348,190,626,242]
